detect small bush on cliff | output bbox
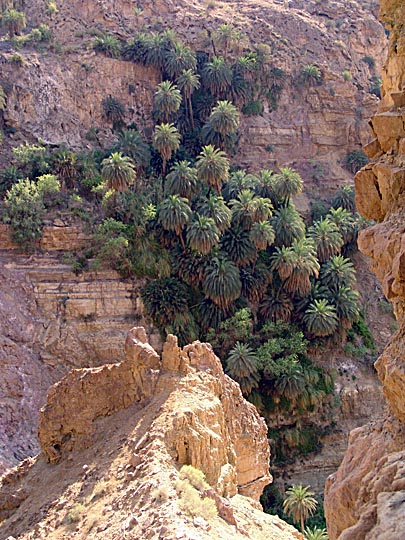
[2,8,26,37]
[93,33,122,59]
[3,178,45,248]
[176,465,217,520]
[344,150,368,174]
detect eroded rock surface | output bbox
[0,328,293,540]
[325,0,405,537]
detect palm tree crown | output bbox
[203,255,242,310]
[273,167,303,204]
[101,152,136,194]
[197,195,232,233]
[153,81,182,122]
[226,342,260,395]
[283,484,318,533]
[159,194,192,238]
[166,161,198,199]
[303,298,338,337]
[187,215,220,255]
[202,56,232,95]
[152,123,181,177]
[308,218,344,263]
[164,42,197,79]
[196,145,230,194]
[205,100,240,137]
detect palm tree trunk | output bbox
[300,515,304,534]
[188,96,195,130]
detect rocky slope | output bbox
[0,0,386,194]
[325,0,405,538]
[0,328,302,540]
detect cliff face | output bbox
[0,229,160,473]
[0,0,386,193]
[0,328,302,540]
[325,1,405,538]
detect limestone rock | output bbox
[325,0,405,537]
[0,329,291,540]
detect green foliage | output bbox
[3,178,45,248]
[226,342,260,395]
[344,150,369,174]
[93,33,121,58]
[152,123,181,176]
[303,299,338,337]
[102,95,126,131]
[196,145,229,194]
[153,80,182,123]
[283,484,318,533]
[342,70,352,82]
[369,75,382,97]
[2,8,26,37]
[242,100,264,116]
[101,152,136,196]
[179,465,209,490]
[297,64,322,86]
[141,277,190,330]
[362,56,375,69]
[13,143,50,178]
[305,527,328,540]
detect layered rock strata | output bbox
[0,329,303,540]
[325,0,405,538]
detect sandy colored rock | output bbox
[0,329,295,540]
[326,0,405,538]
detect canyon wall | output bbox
[325,0,405,538]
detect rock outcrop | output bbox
[0,328,303,540]
[325,1,405,538]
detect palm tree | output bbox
[304,527,328,540]
[252,197,273,223]
[222,170,256,201]
[203,255,242,310]
[255,169,276,199]
[273,359,306,403]
[284,237,320,297]
[197,195,232,233]
[2,8,26,36]
[93,34,121,58]
[117,129,151,172]
[203,100,239,145]
[187,215,220,255]
[159,194,192,247]
[152,123,181,178]
[283,485,318,534]
[153,81,182,122]
[327,207,356,244]
[250,221,275,250]
[332,185,356,213]
[308,218,344,263]
[102,95,126,131]
[270,245,295,280]
[122,32,153,63]
[202,56,232,96]
[52,149,78,190]
[226,342,260,395]
[230,189,256,229]
[303,299,338,337]
[327,285,360,329]
[166,161,198,199]
[273,167,303,205]
[320,255,356,289]
[101,152,136,204]
[145,32,170,71]
[165,41,197,79]
[299,64,322,86]
[221,226,257,267]
[172,247,207,288]
[196,145,230,194]
[177,69,200,129]
[271,204,306,247]
[240,264,271,303]
[141,277,189,329]
[213,24,244,60]
[259,287,294,322]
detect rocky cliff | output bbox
[0,328,302,540]
[0,0,386,194]
[324,0,405,538]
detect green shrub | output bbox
[3,178,45,248]
[242,100,264,116]
[342,70,352,81]
[369,75,382,98]
[344,150,369,174]
[93,33,121,58]
[362,56,375,69]
[65,503,86,524]
[13,142,50,177]
[2,8,26,37]
[176,466,217,520]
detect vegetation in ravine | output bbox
[0,20,373,466]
